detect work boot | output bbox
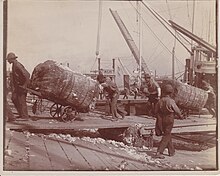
[111,117,118,121]
[154,152,165,159]
[118,114,125,120]
[169,152,175,157]
[74,117,84,121]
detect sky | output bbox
[6,0,216,78]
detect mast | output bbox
[96,0,102,71]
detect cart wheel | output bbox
[61,106,76,122]
[50,103,63,118]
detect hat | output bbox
[6,52,17,60]
[163,84,174,94]
[144,73,151,78]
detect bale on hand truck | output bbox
[27,60,99,122]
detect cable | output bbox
[129,2,184,66]
[166,0,172,21]
[186,0,192,26]
[142,1,192,54]
[90,58,98,71]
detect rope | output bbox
[141,1,192,54]
[129,2,184,67]
[166,0,172,21]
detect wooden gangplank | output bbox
[6,114,216,134]
[4,130,161,171]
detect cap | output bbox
[6,52,17,60]
[163,84,174,94]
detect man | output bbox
[123,87,129,99]
[97,69,105,99]
[6,52,30,121]
[201,80,216,118]
[144,73,161,116]
[131,82,138,99]
[97,69,105,84]
[154,84,183,159]
[101,77,126,121]
[5,73,16,122]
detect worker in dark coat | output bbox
[201,80,216,118]
[122,87,129,99]
[97,69,106,99]
[101,77,126,121]
[144,73,161,116]
[5,73,16,122]
[154,84,183,159]
[97,69,106,84]
[6,52,30,121]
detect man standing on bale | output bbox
[6,52,30,121]
[154,84,183,159]
[101,77,126,121]
[144,73,161,116]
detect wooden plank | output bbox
[76,139,119,170]
[28,135,52,170]
[73,139,109,170]
[4,128,12,149]
[102,142,144,170]
[4,131,29,170]
[43,136,72,170]
[94,142,126,170]
[56,137,91,170]
[95,141,146,170]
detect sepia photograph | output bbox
[1,0,218,174]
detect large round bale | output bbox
[159,78,208,110]
[30,60,99,111]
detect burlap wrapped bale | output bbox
[30,60,99,111]
[160,78,208,110]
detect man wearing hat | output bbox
[6,52,30,121]
[101,77,127,121]
[144,73,161,116]
[154,84,183,159]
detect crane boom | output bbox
[169,20,216,54]
[109,8,150,74]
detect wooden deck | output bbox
[4,129,164,171]
[4,97,217,171]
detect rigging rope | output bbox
[129,2,184,66]
[142,1,192,54]
[166,0,172,21]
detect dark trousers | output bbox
[157,114,175,155]
[11,90,29,119]
[110,94,126,119]
[148,93,158,116]
[123,94,128,99]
